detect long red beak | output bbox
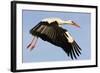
[71,21,80,28]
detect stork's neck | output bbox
[60,20,72,25]
[41,18,72,25]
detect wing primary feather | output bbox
[68,52,69,56]
[74,41,82,51]
[73,43,81,56]
[73,43,80,56]
[72,44,77,59]
[69,49,73,60]
[63,48,70,57]
[67,45,74,60]
[66,48,70,56]
[73,42,81,54]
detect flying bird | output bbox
[27,17,82,59]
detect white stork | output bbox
[27,17,81,59]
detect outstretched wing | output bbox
[62,32,82,59]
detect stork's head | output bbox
[61,20,80,28]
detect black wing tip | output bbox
[67,41,82,60]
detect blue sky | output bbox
[22,10,91,63]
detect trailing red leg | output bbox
[27,36,38,50]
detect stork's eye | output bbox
[71,21,75,24]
